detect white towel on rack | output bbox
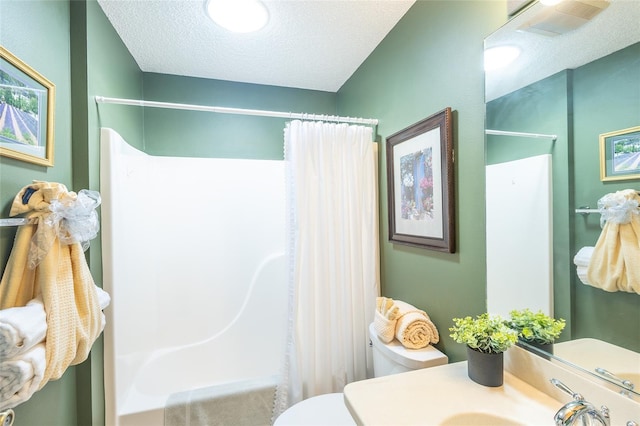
[576,265,590,285]
[95,286,111,331]
[0,298,47,360]
[0,343,45,411]
[95,286,111,311]
[573,246,594,267]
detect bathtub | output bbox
[100,128,288,425]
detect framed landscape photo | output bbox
[386,107,455,253]
[0,46,55,167]
[599,126,640,182]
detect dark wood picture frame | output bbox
[386,107,455,252]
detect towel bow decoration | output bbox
[9,183,101,269]
[597,190,639,227]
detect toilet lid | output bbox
[274,393,356,426]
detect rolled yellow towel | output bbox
[373,297,399,343]
[394,300,439,349]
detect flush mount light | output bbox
[205,0,269,33]
[484,46,521,71]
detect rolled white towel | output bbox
[0,343,45,411]
[94,286,111,332]
[576,265,591,285]
[95,286,111,311]
[394,300,439,349]
[573,246,594,267]
[0,299,47,360]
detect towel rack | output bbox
[575,208,599,215]
[0,218,32,227]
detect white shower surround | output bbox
[100,128,288,425]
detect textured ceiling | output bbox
[97,0,416,92]
[485,0,640,101]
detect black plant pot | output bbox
[466,346,503,387]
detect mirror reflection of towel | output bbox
[586,189,640,294]
[573,246,594,285]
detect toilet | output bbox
[274,323,448,425]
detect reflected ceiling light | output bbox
[539,0,563,5]
[484,46,521,71]
[205,0,269,33]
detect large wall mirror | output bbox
[485,0,639,398]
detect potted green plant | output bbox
[449,313,518,387]
[507,309,566,356]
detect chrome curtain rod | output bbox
[485,129,557,141]
[95,96,379,126]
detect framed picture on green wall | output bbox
[386,107,455,253]
[0,46,55,167]
[599,126,640,182]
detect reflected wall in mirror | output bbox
[485,0,640,397]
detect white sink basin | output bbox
[344,361,561,425]
[440,412,525,426]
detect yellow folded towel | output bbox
[586,189,640,294]
[0,182,103,389]
[373,297,399,343]
[394,300,439,349]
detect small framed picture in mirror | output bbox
[386,107,455,253]
[599,126,640,182]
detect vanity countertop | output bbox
[343,361,561,425]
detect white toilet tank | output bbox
[369,323,448,377]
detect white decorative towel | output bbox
[95,286,111,332]
[373,297,399,343]
[0,343,45,411]
[95,286,111,311]
[394,300,439,349]
[573,246,594,267]
[0,299,47,360]
[576,265,590,286]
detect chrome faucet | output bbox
[550,378,610,426]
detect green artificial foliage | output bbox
[449,313,518,354]
[508,309,566,345]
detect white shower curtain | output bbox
[273,120,380,419]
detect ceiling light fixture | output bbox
[484,46,521,71]
[205,0,269,33]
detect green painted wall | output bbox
[337,0,507,363]
[486,43,640,353]
[141,73,337,159]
